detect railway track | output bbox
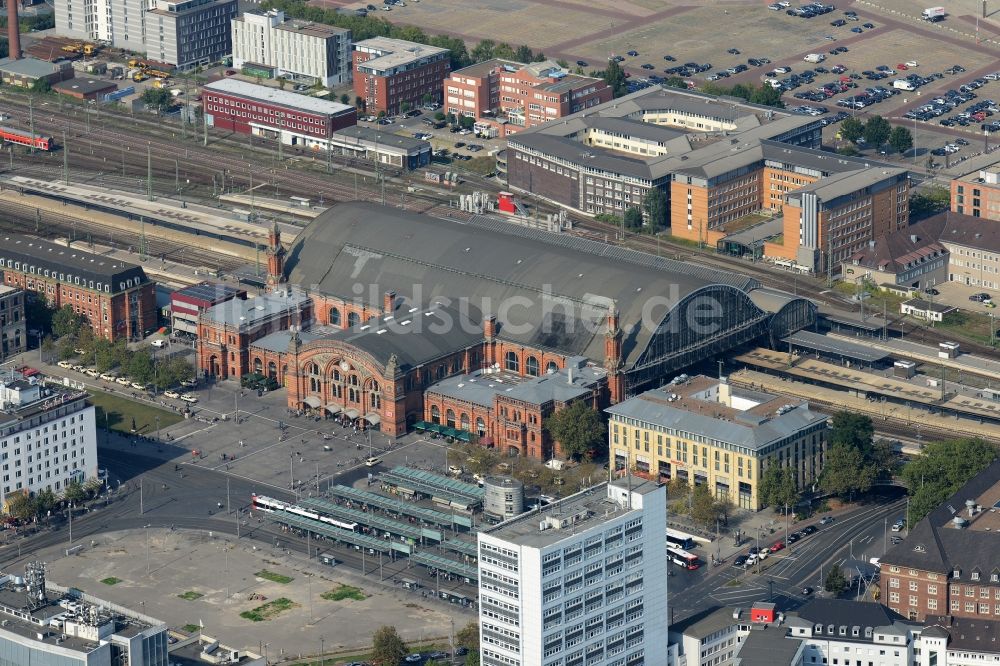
[0,196,246,273]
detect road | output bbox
[669,492,906,622]
[0,439,479,602]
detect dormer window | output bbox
[991,573,999,583]
[972,572,980,581]
[828,625,835,635]
[816,624,823,634]
[954,569,961,579]
[852,627,860,637]
[839,626,847,636]
[865,628,873,638]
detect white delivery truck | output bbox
[893,79,916,91]
[803,53,826,63]
[922,6,946,20]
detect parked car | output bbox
[180,393,199,403]
[802,525,818,535]
[734,555,749,566]
[627,50,639,56]
[971,292,992,302]
[164,390,181,399]
[802,586,814,595]
[819,516,834,525]
[924,287,940,296]
[770,541,785,552]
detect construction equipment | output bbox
[82,43,98,56]
[132,71,148,82]
[61,43,82,54]
[148,69,172,80]
[127,58,142,68]
[152,78,169,89]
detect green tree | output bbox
[820,443,875,498]
[663,76,688,90]
[465,654,481,666]
[643,188,668,232]
[52,305,82,338]
[544,401,607,461]
[690,483,718,526]
[909,185,950,219]
[556,58,570,69]
[888,126,913,154]
[40,336,55,362]
[32,77,51,94]
[758,464,798,509]
[355,95,365,111]
[830,412,874,454]
[128,349,155,385]
[6,492,36,521]
[340,93,350,104]
[34,489,57,516]
[824,565,848,594]
[470,39,496,62]
[514,45,535,64]
[63,479,87,504]
[902,438,996,526]
[434,111,446,121]
[839,117,864,144]
[493,43,516,61]
[603,59,628,98]
[456,621,479,654]
[93,339,115,373]
[140,87,174,114]
[400,101,411,113]
[459,115,476,130]
[24,295,55,335]
[624,206,644,231]
[371,626,407,666]
[748,84,784,108]
[863,115,892,150]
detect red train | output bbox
[0,126,53,151]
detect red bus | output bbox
[0,126,54,151]
[667,546,701,570]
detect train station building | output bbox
[193,202,817,451]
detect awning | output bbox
[325,404,342,415]
[363,412,381,426]
[480,435,495,447]
[302,396,322,408]
[457,431,471,442]
[441,426,459,438]
[344,408,360,419]
[413,421,430,431]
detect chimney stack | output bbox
[7,0,20,60]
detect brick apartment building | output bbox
[0,235,155,341]
[0,286,25,360]
[352,37,450,115]
[203,78,357,149]
[951,165,1000,219]
[879,459,1000,621]
[445,58,611,136]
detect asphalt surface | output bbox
[669,491,907,622]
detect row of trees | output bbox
[259,0,544,73]
[900,437,996,527]
[701,82,785,108]
[371,622,479,666]
[5,478,103,522]
[45,304,194,390]
[839,115,913,154]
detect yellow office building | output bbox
[606,375,828,510]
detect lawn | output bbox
[255,569,294,584]
[178,591,204,601]
[87,390,183,436]
[181,624,201,634]
[239,597,297,622]
[321,585,367,601]
[101,577,121,585]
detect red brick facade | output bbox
[352,38,450,115]
[881,566,1000,622]
[2,265,155,342]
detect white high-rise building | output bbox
[231,10,351,88]
[0,373,97,502]
[477,476,669,666]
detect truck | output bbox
[922,6,946,20]
[893,78,915,90]
[803,53,826,63]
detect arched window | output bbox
[436,365,446,380]
[267,361,277,379]
[329,307,341,326]
[476,417,486,437]
[371,393,381,409]
[370,380,380,393]
[349,387,358,403]
[253,358,263,374]
[505,351,519,372]
[525,356,539,377]
[431,405,440,424]
[460,413,470,432]
[348,312,360,327]
[446,409,456,428]
[350,374,359,386]
[546,361,559,374]
[332,368,341,382]
[308,362,322,393]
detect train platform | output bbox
[827,333,1000,383]
[0,175,299,250]
[734,348,1000,421]
[729,368,1000,441]
[219,193,325,220]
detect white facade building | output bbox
[231,10,351,87]
[0,374,97,503]
[477,476,669,666]
[55,0,236,69]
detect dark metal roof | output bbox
[736,628,804,666]
[792,599,908,631]
[0,235,147,292]
[285,202,759,366]
[172,281,246,306]
[782,330,891,363]
[306,302,484,372]
[881,459,1000,573]
[923,616,1000,651]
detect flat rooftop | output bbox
[276,18,348,38]
[426,359,605,408]
[783,330,892,364]
[52,78,117,95]
[482,476,659,549]
[333,125,431,153]
[203,78,354,116]
[451,58,520,79]
[202,290,309,329]
[354,37,449,72]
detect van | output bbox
[804,53,826,63]
[150,339,166,348]
[893,79,915,91]
[364,456,382,467]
